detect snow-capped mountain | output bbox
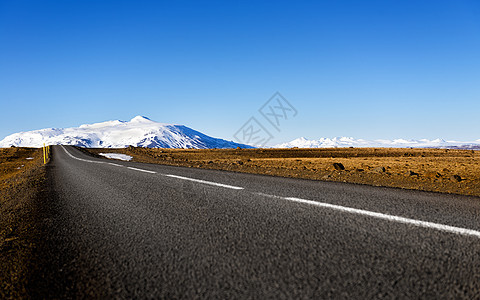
[0,116,252,149]
[275,137,480,149]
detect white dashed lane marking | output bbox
[62,145,480,238]
[255,192,480,238]
[165,174,244,190]
[127,166,157,174]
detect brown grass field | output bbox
[84,147,480,198]
[0,147,48,298]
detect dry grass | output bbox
[0,147,47,299]
[84,147,480,197]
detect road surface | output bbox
[32,145,480,298]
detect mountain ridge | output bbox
[0,116,252,149]
[274,136,480,149]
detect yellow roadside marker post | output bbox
[43,143,46,164]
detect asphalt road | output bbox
[32,145,480,299]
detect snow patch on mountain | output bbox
[275,137,480,149]
[0,116,252,149]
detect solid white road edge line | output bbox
[165,174,244,190]
[127,167,157,174]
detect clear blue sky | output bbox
[1,0,479,145]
